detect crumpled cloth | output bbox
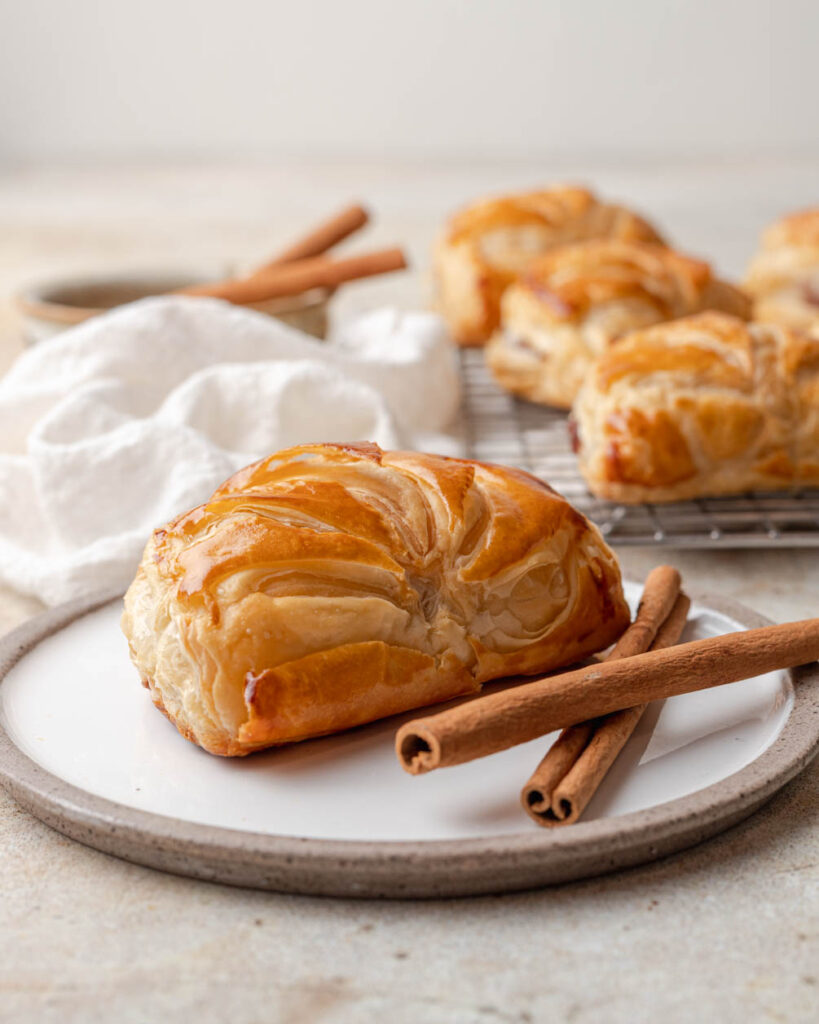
[0,296,461,605]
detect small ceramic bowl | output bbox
[15,269,331,345]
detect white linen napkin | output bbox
[0,296,462,605]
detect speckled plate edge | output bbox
[0,586,817,899]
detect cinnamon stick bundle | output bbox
[522,591,691,826]
[179,247,407,306]
[520,566,682,824]
[395,616,819,775]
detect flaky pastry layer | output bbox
[122,442,629,755]
[433,186,663,347]
[486,240,750,409]
[746,208,819,332]
[573,312,819,503]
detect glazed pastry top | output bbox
[444,186,663,274]
[510,241,749,324]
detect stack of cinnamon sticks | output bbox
[178,203,407,307]
[395,566,819,828]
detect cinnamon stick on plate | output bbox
[602,565,682,660]
[395,616,819,775]
[523,591,691,827]
[256,203,370,270]
[520,565,681,824]
[179,247,407,306]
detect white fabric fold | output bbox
[0,296,461,605]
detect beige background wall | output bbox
[1,0,816,162]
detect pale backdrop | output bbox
[1,0,816,162]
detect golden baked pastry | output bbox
[122,442,629,756]
[486,240,750,409]
[572,312,819,503]
[746,208,819,331]
[433,186,664,347]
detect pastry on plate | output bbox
[433,186,664,347]
[486,240,750,408]
[122,442,629,755]
[746,208,819,331]
[572,311,819,503]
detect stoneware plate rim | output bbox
[0,584,817,898]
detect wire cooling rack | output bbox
[459,348,819,548]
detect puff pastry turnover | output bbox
[746,208,819,332]
[486,240,750,409]
[122,442,629,755]
[434,186,663,347]
[573,312,819,503]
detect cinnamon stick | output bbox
[523,592,691,826]
[520,566,681,824]
[257,203,369,270]
[606,565,681,660]
[395,615,819,775]
[178,247,407,306]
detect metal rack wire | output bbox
[459,348,819,548]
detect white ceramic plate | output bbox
[0,582,817,898]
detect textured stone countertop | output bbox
[0,160,817,1023]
